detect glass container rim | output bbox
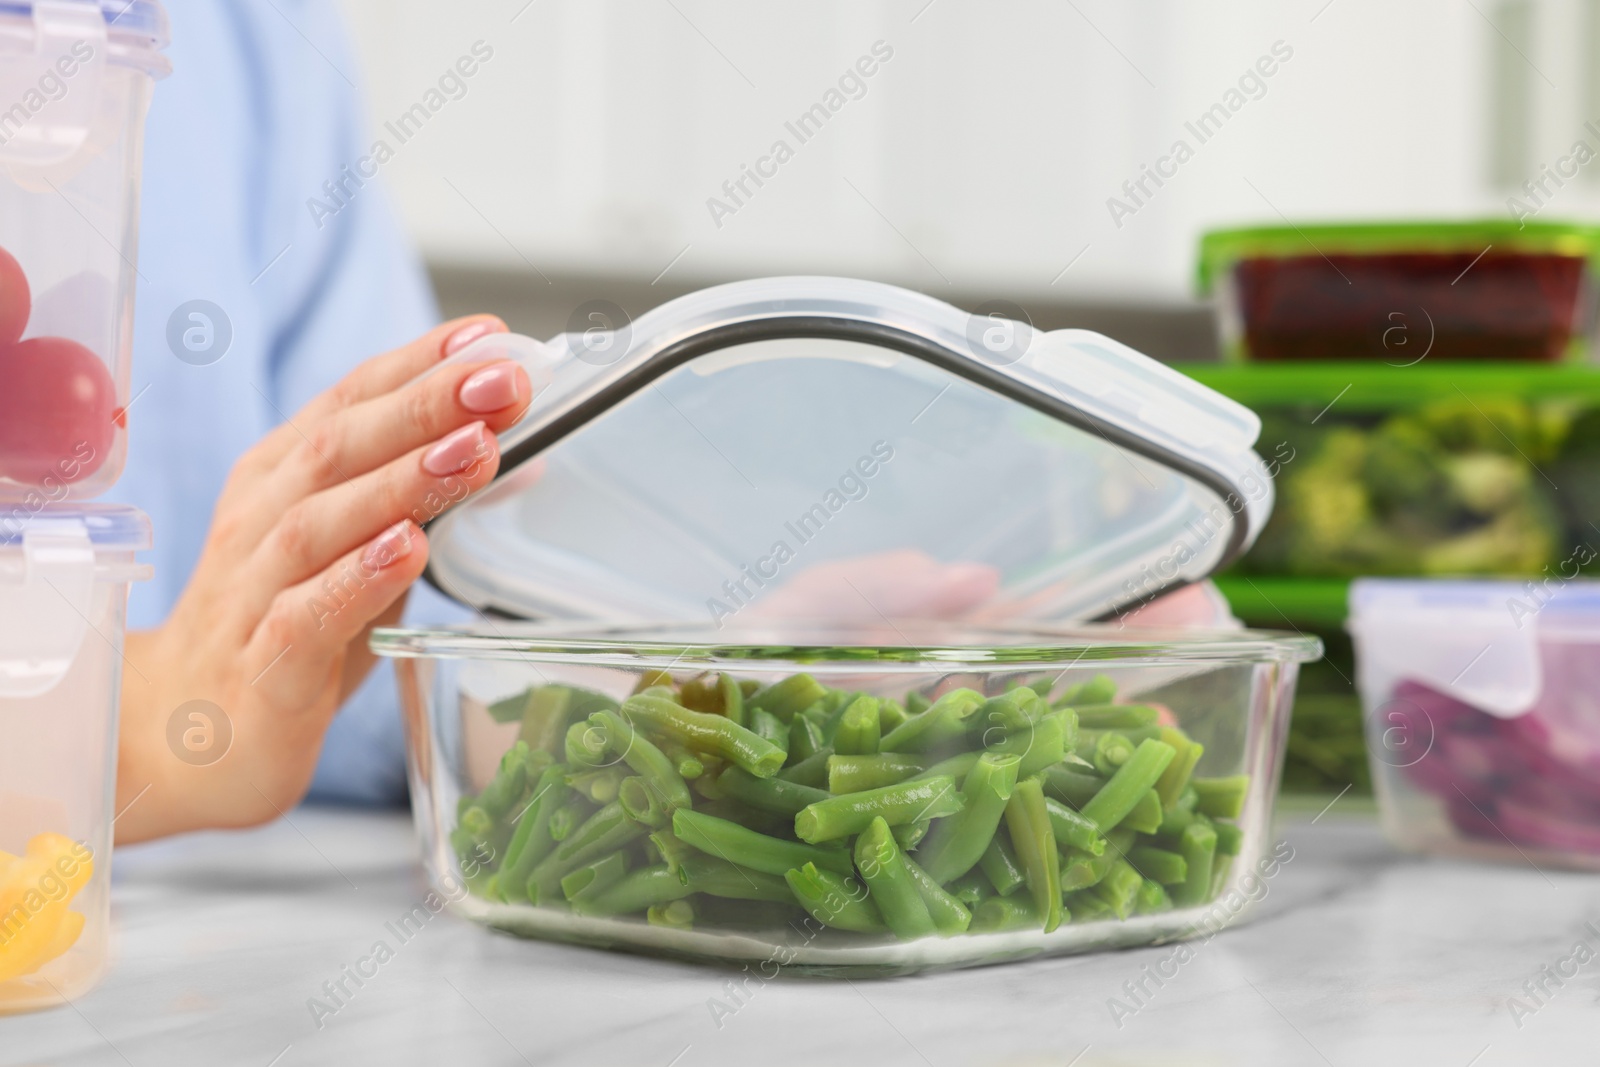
[370,620,1322,669]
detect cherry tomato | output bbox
[0,336,114,485]
[0,245,28,347]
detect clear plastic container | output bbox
[375,622,1317,974]
[1351,578,1600,871]
[0,1,171,500]
[1197,221,1600,363]
[0,504,150,1012]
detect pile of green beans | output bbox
[451,671,1249,940]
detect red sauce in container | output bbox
[1233,251,1587,362]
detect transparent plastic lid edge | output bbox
[423,277,1271,622]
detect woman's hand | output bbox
[115,316,530,843]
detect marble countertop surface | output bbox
[6,803,1598,1067]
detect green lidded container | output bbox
[1197,220,1600,364]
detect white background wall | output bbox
[336,0,1600,302]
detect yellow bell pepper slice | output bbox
[0,833,93,982]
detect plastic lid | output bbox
[0,1,170,77]
[1348,578,1600,718]
[423,278,1276,625]
[0,500,150,548]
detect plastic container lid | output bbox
[0,502,149,697]
[0,2,170,64]
[421,278,1275,626]
[1348,578,1600,719]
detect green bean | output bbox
[1173,821,1217,906]
[946,870,990,907]
[878,698,911,734]
[1080,739,1178,831]
[1154,727,1203,810]
[573,865,690,917]
[1119,790,1164,835]
[1213,820,1243,857]
[988,714,1067,779]
[526,801,645,902]
[1128,845,1187,885]
[476,741,532,820]
[916,751,980,783]
[1059,848,1114,891]
[561,850,629,902]
[1043,797,1107,856]
[1065,889,1113,922]
[458,804,493,847]
[499,764,572,899]
[972,690,1046,741]
[718,766,831,815]
[739,679,762,698]
[1041,765,1104,809]
[905,691,932,716]
[777,748,832,788]
[649,829,693,874]
[719,672,746,727]
[978,833,1025,897]
[622,694,786,778]
[695,798,793,837]
[678,853,795,902]
[918,753,1020,885]
[1157,802,1197,839]
[568,766,627,804]
[784,862,885,933]
[750,708,790,762]
[1135,878,1172,915]
[794,775,964,844]
[827,753,925,794]
[969,896,1039,933]
[1193,776,1249,819]
[788,714,827,763]
[586,708,694,813]
[1057,674,1118,707]
[891,820,929,851]
[855,817,937,940]
[565,721,607,769]
[648,898,695,929]
[672,808,853,877]
[1004,777,1062,933]
[1093,859,1143,920]
[880,688,984,753]
[901,856,972,935]
[747,674,828,722]
[833,695,882,755]
[618,776,670,828]
[1072,703,1160,730]
[546,795,587,842]
[1085,730,1138,777]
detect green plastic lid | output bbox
[1196,220,1600,294]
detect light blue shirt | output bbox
[107,0,463,805]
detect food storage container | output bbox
[1351,578,1600,870]
[0,503,150,1012]
[0,0,171,500]
[1197,221,1600,363]
[373,277,1321,972]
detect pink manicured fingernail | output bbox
[458,361,525,414]
[363,521,417,571]
[443,319,504,357]
[422,421,490,476]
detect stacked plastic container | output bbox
[0,0,168,1013]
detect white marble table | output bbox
[6,803,1596,1067]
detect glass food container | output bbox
[1197,221,1600,364]
[1352,579,1600,871]
[373,277,1321,973]
[0,0,172,499]
[0,504,150,1012]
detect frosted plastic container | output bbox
[377,621,1317,974]
[0,504,150,1012]
[0,1,171,500]
[1351,578,1600,870]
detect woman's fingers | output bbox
[245,520,430,714]
[235,316,508,487]
[243,421,500,616]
